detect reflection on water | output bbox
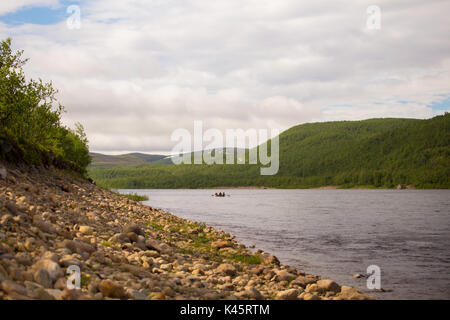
[119,188,450,299]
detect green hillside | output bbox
[88,114,450,189]
[89,152,166,168]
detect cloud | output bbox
[0,0,449,153]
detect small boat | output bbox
[214,192,226,197]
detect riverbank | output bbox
[0,162,372,300]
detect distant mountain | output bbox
[88,114,449,189]
[89,152,167,168]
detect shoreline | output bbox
[0,162,373,300]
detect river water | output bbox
[119,189,450,299]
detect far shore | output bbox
[117,185,420,190]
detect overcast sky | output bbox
[0,0,449,154]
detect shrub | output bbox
[0,38,90,171]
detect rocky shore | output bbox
[0,162,373,300]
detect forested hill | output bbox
[88,114,450,189]
[89,152,166,168]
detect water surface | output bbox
[119,189,450,299]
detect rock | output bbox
[34,269,53,288]
[211,240,232,250]
[290,275,317,288]
[5,201,20,215]
[275,270,296,282]
[79,225,93,235]
[98,280,127,299]
[64,239,95,256]
[1,280,27,296]
[61,288,82,300]
[0,214,12,225]
[126,288,147,300]
[54,277,67,290]
[0,242,11,254]
[123,224,144,236]
[216,264,236,276]
[249,265,265,276]
[245,287,263,300]
[24,238,36,251]
[31,287,56,300]
[316,279,341,293]
[127,232,139,243]
[258,252,280,265]
[15,252,33,266]
[108,233,129,244]
[33,259,62,282]
[60,256,83,268]
[44,289,63,300]
[145,239,162,252]
[338,286,371,300]
[305,283,319,293]
[34,218,58,234]
[276,289,300,300]
[0,264,9,281]
[302,292,320,300]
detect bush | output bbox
[0,38,90,171]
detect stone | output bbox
[258,252,280,265]
[145,239,162,252]
[216,264,236,276]
[64,239,95,256]
[5,201,20,215]
[127,232,139,243]
[245,287,263,300]
[34,219,58,234]
[34,269,53,288]
[32,287,56,300]
[338,286,370,300]
[98,280,127,299]
[275,270,296,282]
[123,224,144,236]
[290,275,318,288]
[1,280,27,296]
[15,252,33,266]
[60,256,83,268]
[211,240,232,250]
[0,264,9,282]
[33,259,62,282]
[303,293,320,300]
[316,279,341,293]
[276,289,300,300]
[0,242,11,254]
[45,289,63,300]
[79,225,93,235]
[24,238,36,251]
[126,288,148,300]
[61,288,82,300]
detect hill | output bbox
[89,152,166,168]
[88,114,450,189]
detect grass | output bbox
[115,192,149,201]
[229,254,262,265]
[101,241,116,247]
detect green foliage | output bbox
[0,38,90,171]
[89,114,450,189]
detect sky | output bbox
[0,0,449,154]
